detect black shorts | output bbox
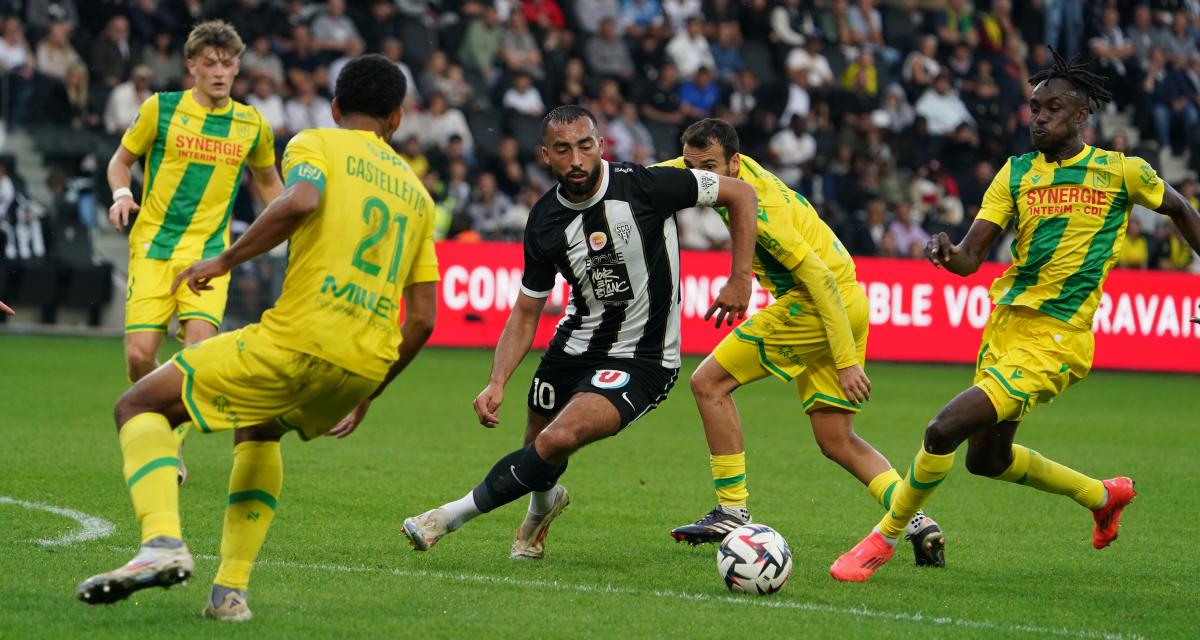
[526,352,679,429]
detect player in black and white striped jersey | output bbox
[401,105,759,558]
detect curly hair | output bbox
[333,54,407,119]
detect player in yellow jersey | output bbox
[107,21,282,483]
[76,55,438,620]
[832,51,1200,581]
[658,119,944,566]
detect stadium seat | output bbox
[508,113,543,153]
[400,22,437,71]
[742,41,776,84]
[467,110,504,155]
[645,120,681,161]
[6,259,59,306]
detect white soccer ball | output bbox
[716,524,793,594]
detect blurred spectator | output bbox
[932,0,978,50]
[360,0,401,52]
[840,49,880,107]
[770,0,806,48]
[846,0,899,68]
[676,206,731,250]
[878,84,914,133]
[422,92,474,153]
[246,76,286,137]
[0,15,35,130]
[666,17,714,79]
[443,159,472,216]
[1158,11,1196,67]
[915,73,974,137]
[606,102,654,162]
[976,0,1014,57]
[458,6,503,82]
[1119,217,1150,269]
[285,72,335,134]
[786,35,834,91]
[25,0,80,35]
[503,71,546,117]
[1126,5,1158,72]
[500,13,543,80]
[768,114,816,187]
[311,0,360,56]
[1149,50,1197,155]
[555,57,589,106]
[283,25,323,84]
[618,0,665,40]
[104,65,153,135]
[574,0,621,34]
[465,172,514,240]
[640,61,684,126]
[1153,222,1195,271]
[662,0,701,32]
[502,186,538,238]
[129,0,176,48]
[709,21,743,83]
[902,35,940,100]
[91,14,132,89]
[328,38,367,95]
[141,32,183,91]
[847,198,888,257]
[1089,6,1134,110]
[34,18,80,82]
[40,62,101,131]
[585,17,634,82]
[780,65,811,126]
[379,38,421,106]
[523,0,567,31]
[398,137,430,179]
[680,66,719,118]
[242,34,284,86]
[726,69,759,127]
[888,200,928,258]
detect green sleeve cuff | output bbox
[286,163,326,194]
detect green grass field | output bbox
[0,335,1193,638]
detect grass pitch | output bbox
[0,335,1193,638]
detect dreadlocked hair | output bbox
[1028,46,1113,113]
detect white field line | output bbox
[181,553,1143,640]
[0,496,116,546]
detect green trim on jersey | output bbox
[998,217,1069,305]
[1008,152,1036,202]
[984,366,1032,401]
[801,393,862,411]
[1039,185,1130,323]
[1050,147,1097,186]
[201,123,260,258]
[276,415,313,441]
[228,489,278,511]
[201,110,233,138]
[713,474,746,489]
[145,91,184,197]
[753,244,796,295]
[732,327,794,381]
[739,158,759,178]
[125,323,168,332]
[147,162,217,259]
[127,457,178,488]
[178,311,221,327]
[174,354,212,433]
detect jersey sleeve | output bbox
[404,185,441,286]
[976,159,1016,228]
[632,165,714,217]
[1123,155,1166,210]
[520,218,557,298]
[281,131,328,196]
[247,109,277,169]
[758,201,815,275]
[119,93,159,156]
[651,156,687,170]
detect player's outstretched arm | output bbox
[0,298,13,315]
[474,292,548,428]
[925,219,1004,277]
[171,180,320,296]
[1155,181,1200,258]
[106,146,140,232]
[249,164,284,207]
[706,175,757,327]
[793,255,871,403]
[327,281,438,439]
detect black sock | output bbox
[471,444,562,513]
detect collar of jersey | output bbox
[556,160,610,211]
[1035,144,1092,168]
[184,89,234,115]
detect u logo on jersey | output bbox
[591,369,630,389]
[589,231,608,251]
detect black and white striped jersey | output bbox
[520,160,721,369]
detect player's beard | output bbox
[556,162,602,198]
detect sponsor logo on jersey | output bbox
[591,369,630,389]
[614,167,633,173]
[589,231,608,251]
[615,223,632,243]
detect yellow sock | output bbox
[119,413,181,543]
[877,448,955,538]
[994,444,1105,509]
[710,452,748,508]
[866,468,902,510]
[215,440,283,591]
[175,422,192,446]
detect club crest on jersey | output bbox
[615,223,632,243]
[591,369,630,389]
[589,231,608,251]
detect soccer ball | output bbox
[716,524,793,594]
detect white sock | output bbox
[1095,487,1109,509]
[717,504,751,523]
[528,486,558,515]
[873,525,899,547]
[441,492,482,531]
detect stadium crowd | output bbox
[2,0,1200,319]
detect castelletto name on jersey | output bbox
[174,134,246,166]
[1025,186,1110,217]
[318,274,397,324]
[346,155,428,215]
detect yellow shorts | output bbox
[125,256,229,334]
[172,324,381,440]
[713,286,869,414]
[973,304,1093,422]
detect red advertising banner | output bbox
[429,241,1200,373]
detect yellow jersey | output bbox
[658,154,858,302]
[121,90,276,261]
[260,128,440,380]
[978,145,1165,329]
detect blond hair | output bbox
[183,20,244,60]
